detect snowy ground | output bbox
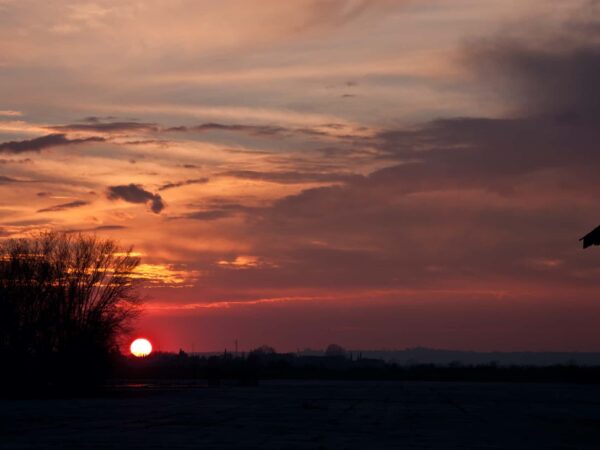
[1,381,600,449]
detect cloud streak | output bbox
[0,175,20,184]
[221,170,361,184]
[51,122,158,134]
[0,134,104,154]
[158,178,209,191]
[37,200,89,213]
[169,122,360,140]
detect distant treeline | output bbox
[113,347,600,385]
[192,347,600,367]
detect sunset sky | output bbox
[2,0,600,352]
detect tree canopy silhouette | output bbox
[325,344,347,358]
[0,232,142,390]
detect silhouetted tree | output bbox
[249,345,276,356]
[0,232,142,390]
[325,344,347,358]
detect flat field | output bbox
[1,381,600,449]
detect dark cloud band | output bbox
[0,134,104,154]
[107,184,165,214]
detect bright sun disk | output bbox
[130,338,153,357]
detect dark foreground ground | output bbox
[1,381,600,449]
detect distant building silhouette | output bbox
[580,225,600,248]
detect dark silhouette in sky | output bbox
[580,225,600,249]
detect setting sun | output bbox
[130,338,153,357]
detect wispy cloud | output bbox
[0,110,22,117]
[0,175,20,183]
[37,200,89,213]
[221,170,361,184]
[158,178,209,191]
[51,121,158,134]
